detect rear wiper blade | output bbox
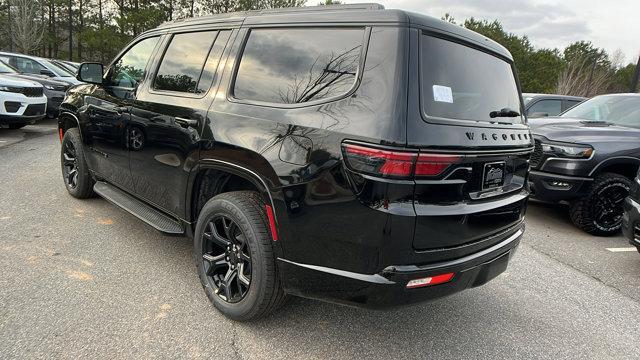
[490,108,521,118]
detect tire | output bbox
[8,124,26,129]
[194,191,286,321]
[569,173,631,236]
[60,128,95,198]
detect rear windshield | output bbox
[420,34,523,124]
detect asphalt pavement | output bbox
[1,120,639,359]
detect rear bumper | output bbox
[622,196,640,248]
[529,170,592,202]
[279,225,523,308]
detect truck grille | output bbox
[22,87,44,97]
[530,140,543,169]
[23,103,45,116]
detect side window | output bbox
[233,28,364,104]
[154,30,230,94]
[14,57,46,75]
[110,37,159,88]
[527,99,562,116]
[564,100,581,111]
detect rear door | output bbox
[407,29,532,255]
[128,29,233,217]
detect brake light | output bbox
[406,272,455,289]
[415,154,462,176]
[343,143,461,178]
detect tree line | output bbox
[0,0,305,64]
[445,15,638,96]
[1,1,637,96]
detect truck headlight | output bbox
[541,142,594,159]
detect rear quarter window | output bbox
[233,27,364,105]
[420,34,523,124]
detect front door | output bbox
[128,30,233,217]
[82,36,161,192]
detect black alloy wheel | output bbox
[60,128,95,199]
[591,182,628,231]
[194,191,286,321]
[62,140,79,189]
[202,215,252,303]
[570,173,631,236]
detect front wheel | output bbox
[60,128,95,198]
[194,191,286,321]
[570,173,631,236]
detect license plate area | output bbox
[482,161,506,190]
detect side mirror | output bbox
[77,62,104,85]
[528,112,549,118]
[40,69,55,77]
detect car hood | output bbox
[530,117,640,144]
[0,73,42,87]
[4,73,70,87]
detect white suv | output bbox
[0,52,80,85]
[0,74,47,129]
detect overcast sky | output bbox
[310,0,639,65]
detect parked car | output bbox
[0,73,47,129]
[0,60,70,118]
[622,170,640,253]
[0,52,80,85]
[523,93,586,118]
[50,59,80,75]
[529,93,640,235]
[58,4,532,321]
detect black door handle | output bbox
[175,117,198,128]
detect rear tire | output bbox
[569,173,630,236]
[61,128,95,199]
[194,191,286,321]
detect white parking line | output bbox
[606,247,637,252]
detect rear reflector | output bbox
[265,205,278,241]
[343,143,461,179]
[406,272,455,289]
[59,128,64,143]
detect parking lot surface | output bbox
[1,121,639,359]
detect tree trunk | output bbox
[77,0,83,60]
[68,0,72,61]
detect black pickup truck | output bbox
[529,93,640,236]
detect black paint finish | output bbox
[58,7,532,308]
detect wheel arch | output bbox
[186,159,282,238]
[57,111,82,141]
[589,157,640,180]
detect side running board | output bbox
[93,181,184,235]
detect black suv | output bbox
[530,94,640,236]
[58,4,532,321]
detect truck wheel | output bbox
[569,173,630,236]
[194,191,286,321]
[60,128,95,198]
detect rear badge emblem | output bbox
[482,162,506,190]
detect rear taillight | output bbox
[343,143,461,179]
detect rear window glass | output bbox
[420,34,523,124]
[233,28,364,104]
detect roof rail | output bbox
[158,3,385,28]
[255,3,386,14]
